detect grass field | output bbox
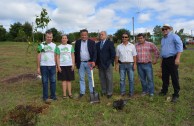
[0,42,193,126]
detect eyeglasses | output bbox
[122,36,128,38]
[162,28,168,31]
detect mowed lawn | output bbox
[0,42,193,126]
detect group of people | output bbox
[37,24,183,103]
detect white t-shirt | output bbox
[39,42,57,66]
[116,42,137,62]
[57,44,74,66]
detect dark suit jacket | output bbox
[74,39,97,69]
[96,40,116,69]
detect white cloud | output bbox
[135,27,153,34]
[0,0,193,35]
[0,0,41,22]
[137,13,151,23]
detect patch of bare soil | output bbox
[2,104,49,126]
[1,73,39,84]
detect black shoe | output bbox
[78,94,84,99]
[101,93,106,96]
[121,93,125,97]
[171,96,178,103]
[50,96,57,100]
[107,94,112,99]
[128,94,134,98]
[158,92,166,96]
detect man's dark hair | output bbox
[80,29,88,34]
[137,33,145,38]
[45,29,53,34]
[122,32,130,37]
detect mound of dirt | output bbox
[1,73,40,84]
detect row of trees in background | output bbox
[0,22,62,42]
[0,23,192,44]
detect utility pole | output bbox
[132,17,135,42]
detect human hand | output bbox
[88,62,95,69]
[71,65,75,71]
[175,58,180,65]
[115,64,119,71]
[133,64,137,71]
[58,66,62,73]
[152,59,157,65]
[37,68,41,75]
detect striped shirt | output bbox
[135,41,159,63]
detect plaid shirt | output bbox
[135,41,159,63]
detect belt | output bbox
[138,62,151,64]
[120,62,133,64]
[163,55,176,59]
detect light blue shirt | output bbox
[160,33,183,58]
[80,40,90,61]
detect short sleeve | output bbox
[55,46,60,55]
[132,45,137,56]
[71,46,75,53]
[116,46,119,56]
[37,44,42,53]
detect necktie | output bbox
[100,41,104,49]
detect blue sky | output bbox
[0,0,194,35]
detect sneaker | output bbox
[128,94,134,98]
[107,94,112,99]
[149,93,154,97]
[149,94,154,101]
[171,96,178,103]
[52,97,58,100]
[50,96,57,100]
[141,92,148,96]
[44,99,52,104]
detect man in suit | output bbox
[74,29,97,98]
[96,31,115,98]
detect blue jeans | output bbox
[78,62,93,94]
[40,66,56,100]
[119,63,134,95]
[137,63,154,95]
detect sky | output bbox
[0,0,194,35]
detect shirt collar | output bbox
[137,41,147,45]
[164,32,172,38]
[81,40,87,43]
[121,41,131,45]
[101,39,106,43]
